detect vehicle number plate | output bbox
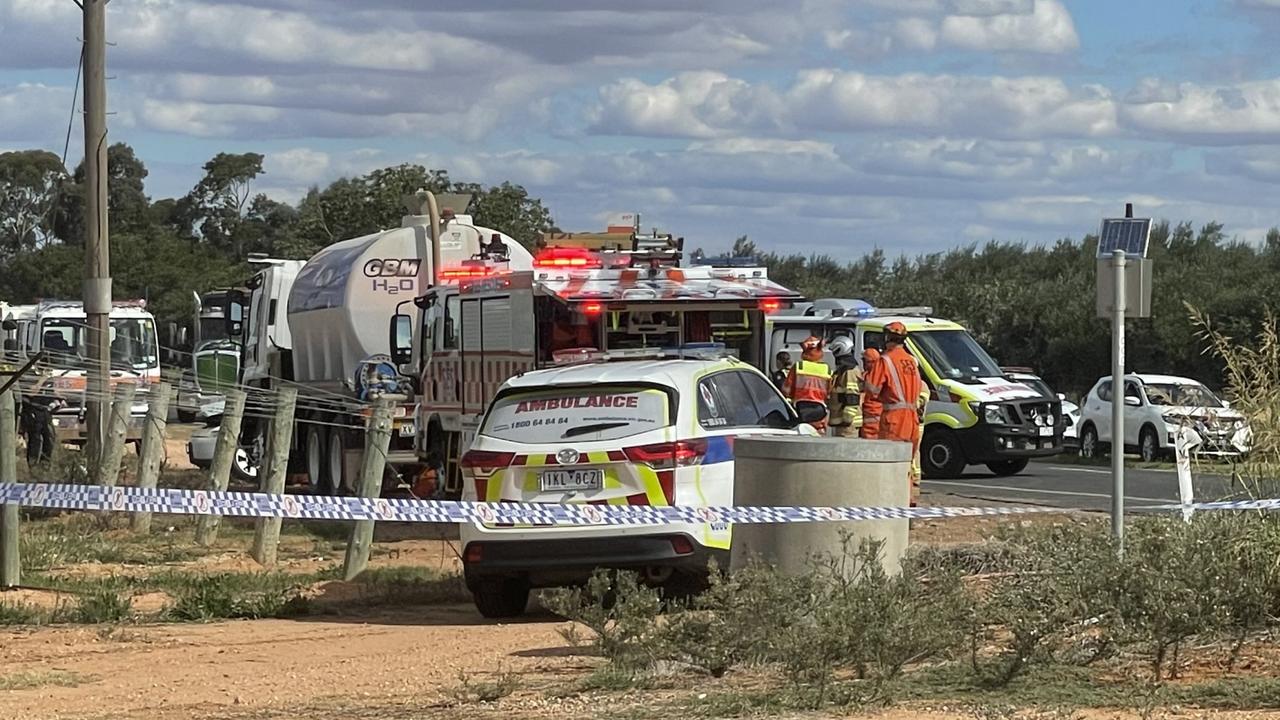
[540,469,603,492]
[398,423,415,438]
[1038,426,1054,437]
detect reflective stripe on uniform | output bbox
[882,354,916,411]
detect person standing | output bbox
[783,336,831,434]
[859,348,882,440]
[826,336,862,438]
[863,323,923,503]
[771,351,793,392]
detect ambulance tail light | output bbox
[625,439,707,469]
[759,298,784,314]
[581,302,604,316]
[534,248,601,269]
[460,450,514,500]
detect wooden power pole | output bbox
[82,0,112,480]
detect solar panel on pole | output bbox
[1097,218,1151,258]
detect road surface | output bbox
[922,459,1242,512]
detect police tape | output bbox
[1,482,1278,526]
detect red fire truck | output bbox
[388,220,803,496]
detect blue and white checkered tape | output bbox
[0,482,1274,525]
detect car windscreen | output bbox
[909,329,1003,381]
[480,385,675,443]
[1145,383,1222,408]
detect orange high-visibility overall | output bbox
[783,360,832,434]
[864,345,923,502]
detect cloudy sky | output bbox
[4,0,1280,256]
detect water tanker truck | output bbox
[227,191,533,494]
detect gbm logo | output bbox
[363,258,420,294]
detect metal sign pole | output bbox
[1110,249,1126,554]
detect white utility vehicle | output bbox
[1078,374,1250,461]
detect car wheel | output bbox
[305,423,332,494]
[922,428,966,479]
[177,409,197,424]
[986,459,1029,477]
[1080,423,1102,459]
[472,577,530,619]
[1139,426,1160,463]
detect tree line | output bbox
[737,224,1280,395]
[3,143,1277,395]
[0,144,555,326]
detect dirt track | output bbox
[0,604,572,720]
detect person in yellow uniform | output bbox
[825,336,862,438]
[911,381,931,505]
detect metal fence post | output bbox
[98,382,137,489]
[251,387,297,566]
[1,390,19,588]
[131,382,171,534]
[195,388,246,547]
[1110,249,1127,556]
[342,398,393,581]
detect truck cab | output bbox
[23,300,160,444]
[177,289,241,422]
[769,300,1063,478]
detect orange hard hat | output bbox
[800,335,824,352]
[862,347,881,363]
[885,321,908,339]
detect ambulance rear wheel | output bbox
[328,431,350,494]
[922,428,966,479]
[472,577,530,619]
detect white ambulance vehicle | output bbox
[458,353,812,618]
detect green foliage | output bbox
[72,587,132,624]
[752,221,1280,394]
[168,572,311,621]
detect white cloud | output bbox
[591,70,1117,140]
[1122,79,1280,142]
[940,0,1079,53]
[0,84,76,145]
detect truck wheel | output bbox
[328,431,350,494]
[472,577,529,619]
[986,459,1029,477]
[305,424,332,494]
[922,428,966,479]
[231,446,259,483]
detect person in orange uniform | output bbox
[783,336,832,434]
[858,348,882,440]
[863,322,923,504]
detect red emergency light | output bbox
[581,301,604,315]
[440,265,500,280]
[534,247,601,269]
[759,298,784,313]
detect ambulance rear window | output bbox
[480,385,675,444]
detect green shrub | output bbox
[72,587,132,624]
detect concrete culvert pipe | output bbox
[730,436,912,577]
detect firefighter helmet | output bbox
[862,347,881,364]
[885,321,908,341]
[800,335,824,361]
[827,335,854,358]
